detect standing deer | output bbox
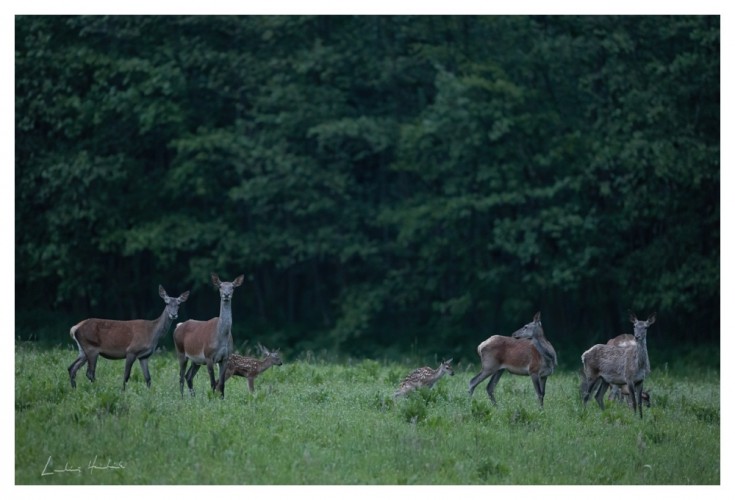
[224,344,283,393]
[606,334,651,407]
[394,359,454,398]
[468,312,557,407]
[174,273,244,398]
[68,285,190,390]
[581,312,656,418]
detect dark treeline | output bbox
[15,16,719,360]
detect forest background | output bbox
[14,15,720,365]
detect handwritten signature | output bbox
[41,455,125,476]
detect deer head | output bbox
[211,273,245,302]
[629,311,656,341]
[159,285,189,320]
[511,311,542,339]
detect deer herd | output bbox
[67,274,657,417]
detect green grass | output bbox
[15,344,719,485]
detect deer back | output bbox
[582,343,644,386]
[72,318,136,349]
[478,336,547,376]
[607,334,636,347]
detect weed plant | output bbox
[15,344,719,484]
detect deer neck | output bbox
[151,308,175,346]
[531,333,557,370]
[430,368,446,383]
[257,358,274,374]
[216,299,233,340]
[636,336,650,373]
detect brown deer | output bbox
[606,334,651,408]
[581,312,656,418]
[224,344,283,393]
[68,285,190,389]
[394,359,454,398]
[173,273,244,398]
[469,312,557,407]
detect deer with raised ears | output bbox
[224,344,283,393]
[394,359,454,398]
[173,273,244,398]
[605,334,651,408]
[581,312,656,418]
[468,312,557,407]
[68,285,190,390]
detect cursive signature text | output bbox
[41,455,126,476]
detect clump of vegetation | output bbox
[15,346,720,485]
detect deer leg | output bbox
[85,353,98,383]
[627,381,638,415]
[223,364,235,383]
[608,385,621,402]
[582,376,599,406]
[486,369,505,405]
[186,364,201,396]
[531,375,547,407]
[68,354,87,389]
[205,361,217,391]
[139,357,152,388]
[468,368,492,396]
[642,390,651,408]
[247,377,255,393]
[631,381,643,418]
[594,380,610,410]
[178,357,189,397]
[216,360,227,398]
[122,353,137,391]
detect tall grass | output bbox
[15,344,719,485]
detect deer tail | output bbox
[69,322,82,340]
[69,322,85,354]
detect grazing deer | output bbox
[606,334,651,407]
[581,312,656,418]
[173,273,244,398]
[68,285,190,390]
[224,345,283,393]
[394,359,454,398]
[468,312,557,407]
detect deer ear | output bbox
[159,285,168,300]
[211,273,221,287]
[629,311,638,323]
[647,313,656,325]
[233,274,245,287]
[179,291,190,303]
[533,311,541,322]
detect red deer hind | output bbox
[174,273,244,398]
[581,312,656,418]
[68,285,190,389]
[469,312,557,406]
[605,333,651,408]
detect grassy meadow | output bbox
[15,343,719,485]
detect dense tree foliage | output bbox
[16,16,719,357]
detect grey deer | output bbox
[581,312,656,418]
[605,334,651,408]
[394,359,454,398]
[68,285,189,389]
[224,344,283,393]
[173,273,244,398]
[469,312,557,406]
